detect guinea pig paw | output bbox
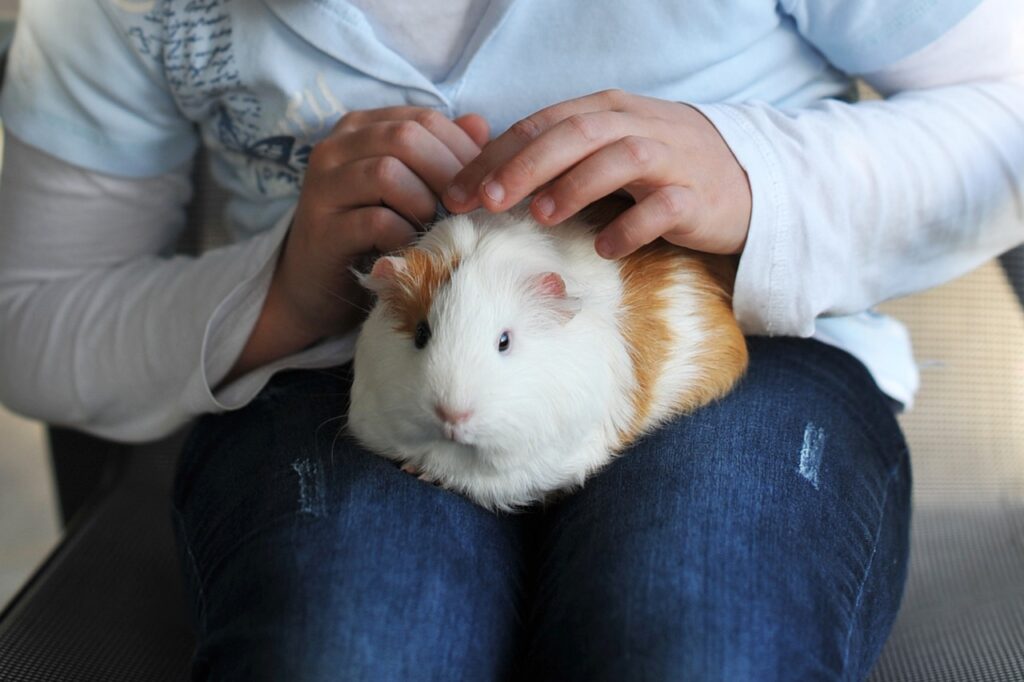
[400,463,440,486]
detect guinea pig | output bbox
[347,198,748,511]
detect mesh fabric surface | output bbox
[0,436,194,682]
[869,259,1024,681]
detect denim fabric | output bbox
[172,337,911,681]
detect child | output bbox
[0,0,1020,678]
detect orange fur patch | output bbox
[616,243,748,446]
[576,195,748,447]
[382,248,461,336]
[670,252,748,413]
[616,241,681,442]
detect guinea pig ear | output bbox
[532,272,582,323]
[357,256,408,294]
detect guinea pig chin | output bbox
[438,421,475,446]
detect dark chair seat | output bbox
[870,504,1024,681]
[0,435,194,681]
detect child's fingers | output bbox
[332,106,485,166]
[316,122,465,197]
[334,206,419,256]
[470,110,635,213]
[529,135,672,225]
[307,156,437,227]
[595,186,700,259]
[444,90,623,212]
[454,113,490,149]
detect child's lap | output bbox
[173,365,529,679]
[523,336,910,680]
[171,337,909,681]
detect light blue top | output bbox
[0,0,988,413]
[1,0,979,232]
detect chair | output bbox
[0,116,231,681]
[0,430,195,681]
[0,31,1022,677]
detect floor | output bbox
[0,409,56,611]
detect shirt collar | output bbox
[260,0,518,98]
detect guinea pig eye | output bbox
[414,321,431,349]
[497,330,511,353]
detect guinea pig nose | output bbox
[434,404,473,425]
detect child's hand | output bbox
[443,90,750,259]
[227,107,488,381]
[276,107,489,342]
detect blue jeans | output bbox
[172,337,911,681]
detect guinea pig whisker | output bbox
[328,420,351,468]
[315,413,347,438]
[410,215,430,233]
[315,283,373,315]
[311,367,355,382]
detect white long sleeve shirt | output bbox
[0,0,1021,441]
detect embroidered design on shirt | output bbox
[276,73,348,140]
[119,0,316,196]
[124,0,240,112]
[215,106,313,194]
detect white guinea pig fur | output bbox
[348,200,748,511]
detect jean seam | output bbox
[175,506,209,637]
[838,457,902,679]
[197,511,301,594]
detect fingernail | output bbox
[447,183,467,203]
[483,179,505,204]
[535,195,555,218]
[595,235,616,259]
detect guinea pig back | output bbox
[348,199,748,511]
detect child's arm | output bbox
[699,0,1023,336]
[0,133,289,441]
[446,0,1023,336]
[225,107,488,381]
[0,109,485,442]
[0,0,488,441]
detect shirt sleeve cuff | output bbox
[691,102,808,337]
[194,205,359,413]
